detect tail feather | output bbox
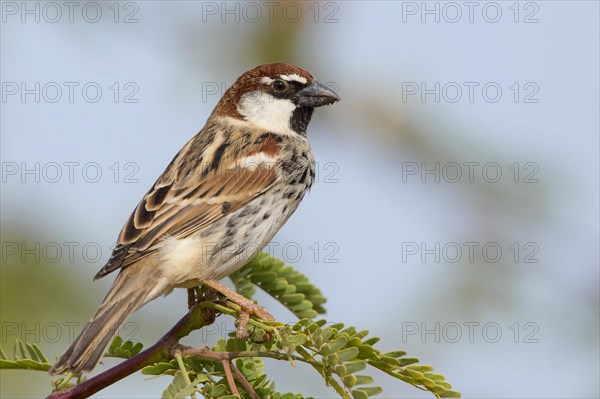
[49,269,158,375]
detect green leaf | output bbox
[398,357,420,367]
[326,347,359,365]
[406,369,425,379]
[321,336,348,355]
[0,358,51,371]
[383,350,406,358]
[237,252,328,318]
[16,340,27,359]
[352,390,368,399]
[249,271,278,283]
[24,343,40,362]
[108,336,122,353]
[442,390,462,398]
[225,338,247,352]
[424,372,446,381]
[353,375,374,386]
[335,360,367,376]
[362,337,380,346]
[30,343,49,363]
[407,364,435,373]
[161,370,198,399]
[296,309,318,319]
[340,326,357,337]
[342,373,373,387]
[106,336,143,359]
[0,341,51,371]
[352,386,383,397]
[280,293,305,304]
[289,300,315,312]
[142,361,178,376]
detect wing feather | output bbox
[94,127,280,280]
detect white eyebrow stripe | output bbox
[260,77,274,84]
[279,73,308,84]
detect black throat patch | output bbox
[289,106,314,136]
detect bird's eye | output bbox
[272,80,288,92]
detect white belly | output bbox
[156,191,297,287]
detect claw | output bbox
[202,279,274,339]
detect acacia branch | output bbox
[46,302,216,399]
[172,344,317,366]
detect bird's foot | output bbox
[202,279,274,339]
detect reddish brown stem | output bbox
[46,302,216,399]
[221,359,240,397]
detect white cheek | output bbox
[237,91,296,135]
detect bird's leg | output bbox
[203,279,274,338]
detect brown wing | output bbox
[94,127,280,280]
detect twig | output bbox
[187,288,196,309]
[46,302,216,399]
[296,346,351,399]
[229,361,260,399]
[172,344,319,367]
[46,300,318,399]
[221,359,240,397]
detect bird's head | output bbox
[212,63,340,135]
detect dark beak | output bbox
[296,81,340,108]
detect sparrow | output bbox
[49,63,339,375]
